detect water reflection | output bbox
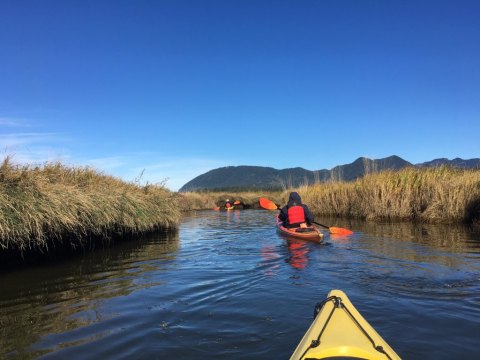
[1,211,479,359]
[260,245,281,276]
[286,240,309,270]
[0,230,179,359]
[321,216,480,251]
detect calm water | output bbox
[1,210,480,359]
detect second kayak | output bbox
[290,289,401,360]
[276,216,323,242]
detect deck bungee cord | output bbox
[290,290,400,360]
[298,295,393,360]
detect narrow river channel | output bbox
[1,210,479,359]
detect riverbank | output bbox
[2,159,479,265]
[0,157,181,255]
[302,166,480,224]
[179,166,480,225]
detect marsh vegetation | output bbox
[0,157,180,253]
[1,157,479,263]
[302,166,480,224]
[180,166,480,225]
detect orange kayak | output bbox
[276,216,323,242]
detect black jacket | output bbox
[278,192,314,227]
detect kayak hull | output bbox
[290,289,401,360]
[276,216,323,242]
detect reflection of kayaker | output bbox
[287,239,309,269]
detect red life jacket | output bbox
[288,205,306,225]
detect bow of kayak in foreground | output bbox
[290,289,401,360]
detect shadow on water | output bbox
[319,217,480,289]
[0,228,180,272]
[0,230,179,359]
[320,215,480,246]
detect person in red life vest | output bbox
[278,192,314,228]
[224,199,233,209]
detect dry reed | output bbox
[300,166,480,223]
[0,157,181,252]
[5,156,476,256]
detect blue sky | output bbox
[1,0,479,190]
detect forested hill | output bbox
[179,156,480,192]
[416,158,480,168]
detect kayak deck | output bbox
[276,216,323,242]
[290,289,400,360]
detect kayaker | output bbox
[225,199,233,209]
[279,192,314,228]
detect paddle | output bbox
[259,197,353,235]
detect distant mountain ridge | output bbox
[179,156,480,192]
[416,158,480,168]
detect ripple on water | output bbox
[1,210,480,359]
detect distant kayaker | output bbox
[225,199,233,209]
[278,192,314,228]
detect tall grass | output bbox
[0,157,181,252]
[3,157,478,256]
[300,166,480,223]
[179,167,480,224]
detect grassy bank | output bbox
[178,166,480,225]
[2,159,479,257]
[0,157,180,253]
[301,166,480,224]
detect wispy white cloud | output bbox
[0,117,32,128]
[1,117,226,191]
[138,157,228,191]
[81,156,130,173]
[0,131,71,165]
[0,132,59,147]
[81,154,227,191]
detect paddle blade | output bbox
[259,197,279,210]
[234,200,241,205]
[213,207,220,211]
[329,227,353,235]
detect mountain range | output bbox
[179,156,480,192]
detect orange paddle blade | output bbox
[259,197,279,210]
[329,227,353,235]
[213,207,220,211]
[234,200,241,205]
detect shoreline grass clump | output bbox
[0,157,181,253]
[301,166,480,224]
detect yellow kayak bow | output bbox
[290,290,401,360]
